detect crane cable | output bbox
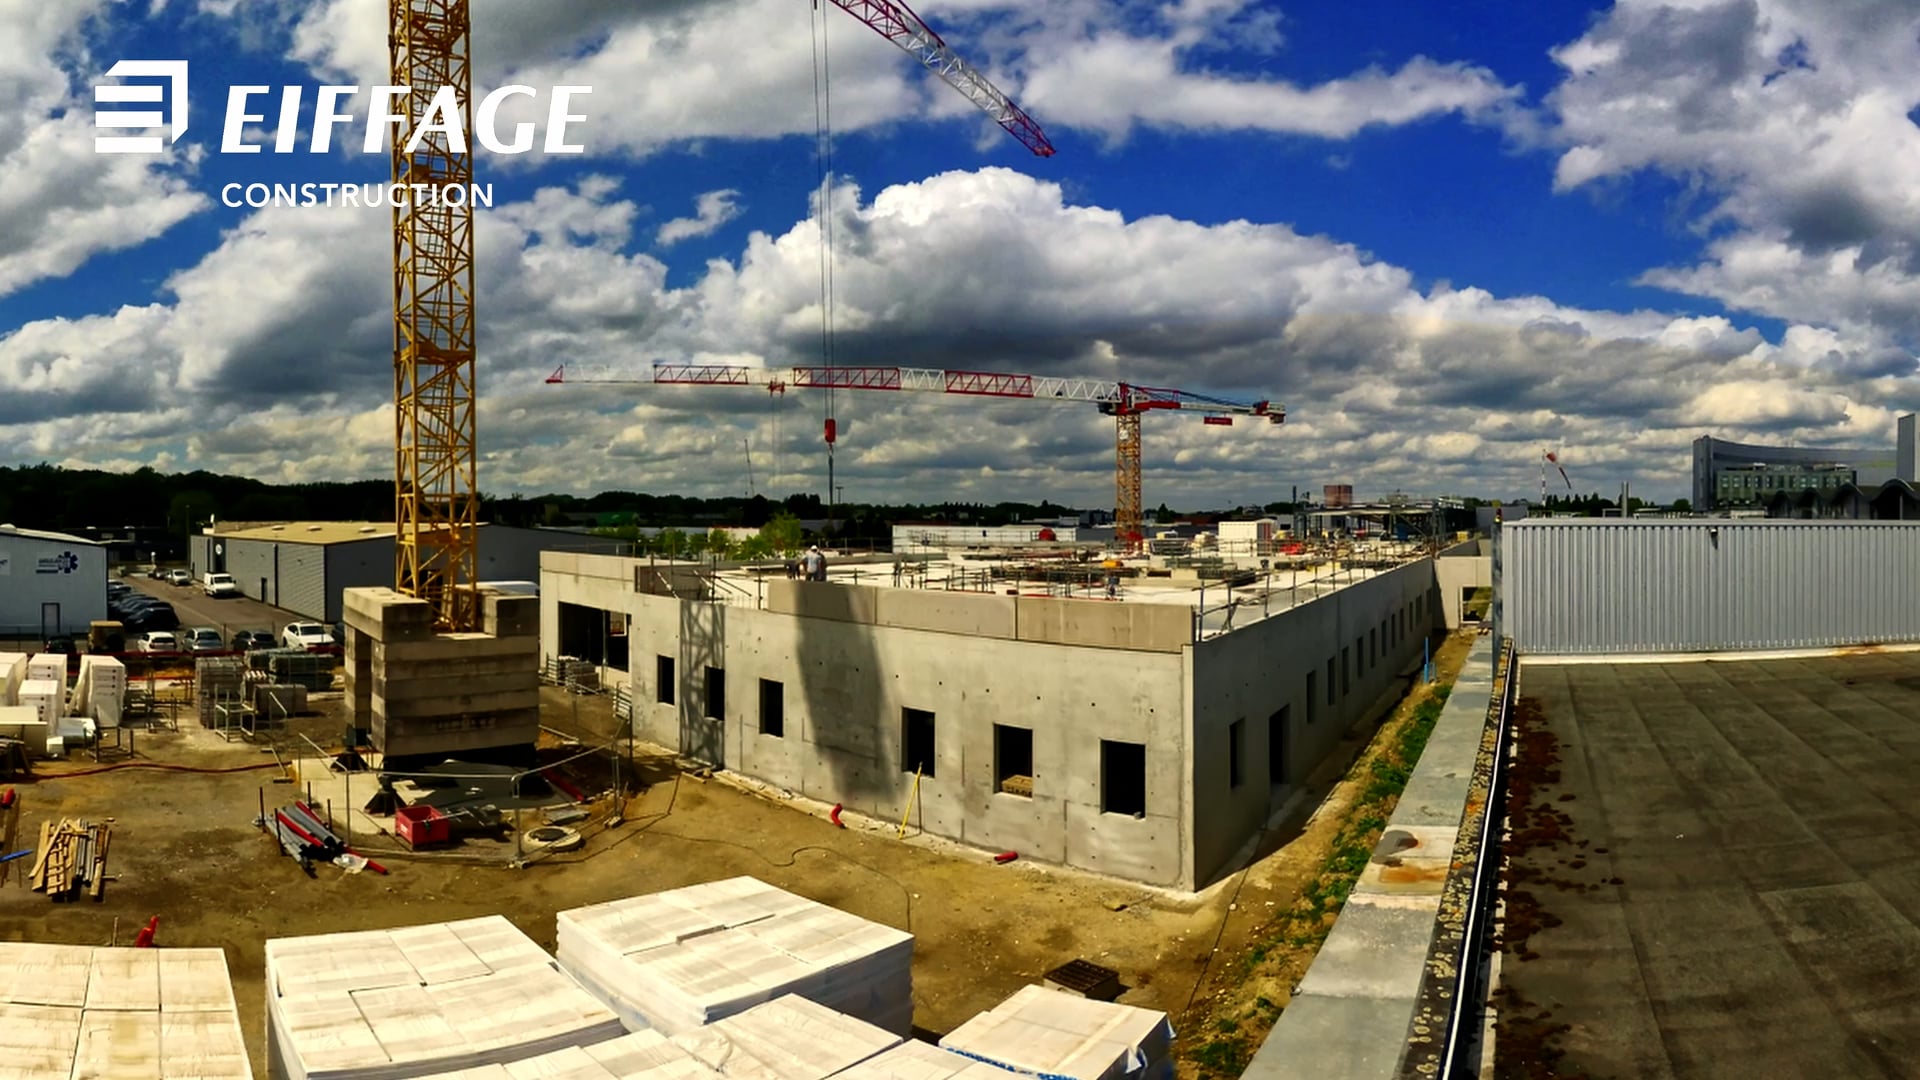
[810,0,838,481]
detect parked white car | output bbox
[282,623,332,650]
[185,627,225,653]
[166,569,191,586]
[201,572,241,598]
[139,630,178,652]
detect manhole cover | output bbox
[1043,958,1121,1000]
[522,825,584,852]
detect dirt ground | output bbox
[0,636,1478,1080]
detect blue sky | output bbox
[2,0,1916,505]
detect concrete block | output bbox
[1014,596,1190,653]
[481,592,539,638]
[341,587,436,642]
[376,708,540,757]
[873,590,1015,639]
[765,580,878,624]
[1354,825,1455,897]
[372,670,537,702]
[1293,895,1438,1000]
[1241,992,1419,1080]
[374,635,538,665]
[373,688,541,720]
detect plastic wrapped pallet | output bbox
[73,655,127,728]
[0,942,252,1080]
[827,1038,1014,1080]
[0,651,27,705]
[266,915,626,1080]
[937,986,1174,1080]
[414,1028,729,1080]
[670,995,900,1080]
[17,679,62,727]
[25,654,66,689]
[556,877,915,1037]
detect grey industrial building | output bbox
[0,524,107,640]
[189,522,592,623]
[1692,413,1919,510]
[539,547,1487,890]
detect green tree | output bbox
[1670,498,1692,513]
[703,529,735,559]
[655,528,687,559]
[759,513,803,556]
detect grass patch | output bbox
[1196,680,1455,1077]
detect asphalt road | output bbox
[119,571,314,644]
[1501,656,1920,1080]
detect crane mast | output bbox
[390,0,479,632]
[547,363,1284,550]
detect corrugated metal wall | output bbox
[226,540,275,606]
[189,534,213,578]
[324,539,392,622]
[1505,519,1920,654]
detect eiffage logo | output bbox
[94,60,191,154]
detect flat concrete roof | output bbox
[210,522,514,545]
[1503,655,1920,1079]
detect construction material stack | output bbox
[71,655,127,728]
[556,877,915,1037]
[830,1039,1017,1080]
[26,653,66,689]
[265,914,625,1080]
[28,818,113,900]
[411,996,899,1080]
[0,943,253,1079]
[196,657,248,726]
[937,986,1176,1080]
[18,679,61,727]
[0,651,27,703]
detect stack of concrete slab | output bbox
[72,654,127,728]
[0,651,27,704]
[25,654,65,689]
[342,586,540,758]
[196,657,248,725]
[937,986,1175,1080]
[0,942,253,1079]
[828,1038,1015,1080]
[266,915,625,1080]
[556,877,916,1037]
[673,995,901,1080]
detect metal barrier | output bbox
[1398,635,1517,1078]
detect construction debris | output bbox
[265,800,388,877]
[29,817,113,902]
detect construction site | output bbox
[0,2,1507,1080]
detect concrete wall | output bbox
[1185,559,1442,887]
[540,553,1193,886]
[1435,555,1491,629]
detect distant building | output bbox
[188,522,595,623]
[0,524,106,639]
[1323,484,1354,508]
[1693,414,1919,510]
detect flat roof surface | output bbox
[211,521,519,544]
[1502,655,1920,1079]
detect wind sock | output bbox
[1545,450,1573,491]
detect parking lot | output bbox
[115,570,321,651]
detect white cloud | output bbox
[0,0,209,298]
[3,166,1914,504]
[656,189,743,247]
[1543,0,1920,345]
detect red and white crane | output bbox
[546,362,1285,550]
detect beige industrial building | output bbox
[541,544,1487,890]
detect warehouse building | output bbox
[189,522,592,623]
[0,524,108,640]
[1692,413,1919,510]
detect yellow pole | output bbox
[897,767,922,838]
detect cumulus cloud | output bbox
[656,189,744,247]
[1543,0,1920,344]
[2,167,1912,504]
[0,0,209,298]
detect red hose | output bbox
[45,761,280,779]
[829,804,845,828]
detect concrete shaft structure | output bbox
[342,584,539,758]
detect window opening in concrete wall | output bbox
[903,708,937,777]
[704,666,725,720]
[1229,719,1245,788]
[1101,740,1146,816]
[1325,659,1335,705]
[1306,673,1317,724]
[994,724,1033,797]
[759,678,783,737]
[1370,627,1377,669]
[656,655,674,705]
[1342,646,1350,697]
[1269,706,1288,783]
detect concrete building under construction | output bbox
[540,540,1490,889]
